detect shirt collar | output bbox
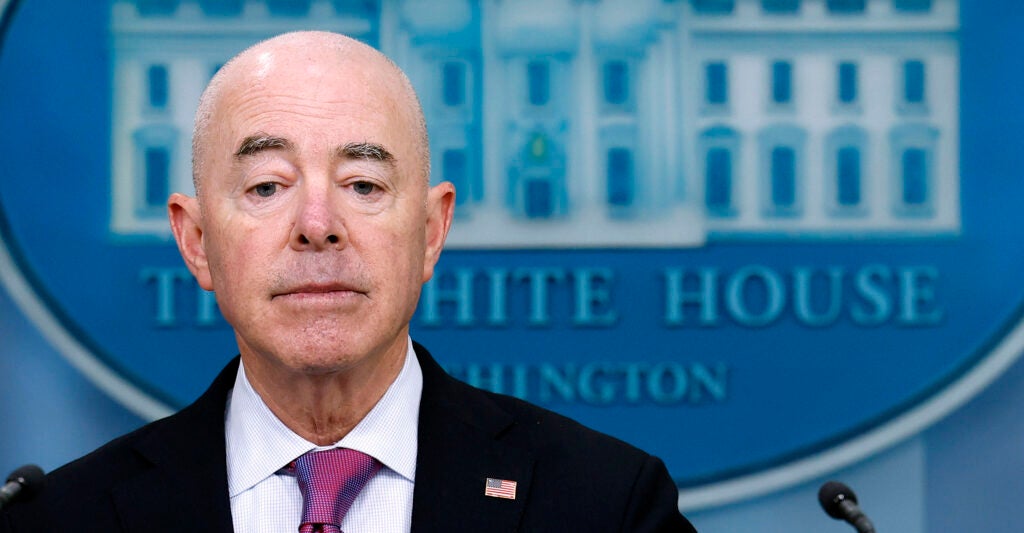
[225,339,422,497]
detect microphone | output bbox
[818,480,875,533]
[0,464,45,510]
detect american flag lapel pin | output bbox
[484,477,517,500]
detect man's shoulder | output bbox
[1,359,238,530]
[1,414,176,529]
[416,342,656,467]
[415,344,696,532]
[478,384,650,460]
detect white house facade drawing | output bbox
[109,0,960,246]
[681,0,960,238]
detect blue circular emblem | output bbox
[1,0,1020,509]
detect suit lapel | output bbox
[111,359,238,532]
[411,344,535,533]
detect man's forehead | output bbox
[213,61,404,148]
[218,50,400,130]
[191,31,428,192]
[231,35,388,88]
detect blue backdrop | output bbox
[1,1,1022,531]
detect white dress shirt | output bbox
[226,340,422,533]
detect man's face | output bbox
[175,49,450,375]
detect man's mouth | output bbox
[272,282,365,300]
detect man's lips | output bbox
[271,282,365,299]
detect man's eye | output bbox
[352,181,376,195]
[253,183,278,198]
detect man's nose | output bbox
[290,182,347,250]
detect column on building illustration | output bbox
[572,0,693,227]
[653,17,688,215]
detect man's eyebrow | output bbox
[234,134,293,158]
[338,142,396,167]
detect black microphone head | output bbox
[6,464,45,499]
[818,480,858,520]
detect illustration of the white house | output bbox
[109,0,960,247]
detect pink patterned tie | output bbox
[293,448,381,533]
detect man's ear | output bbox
[422,181,456,283]
[168,193,214,291]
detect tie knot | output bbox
[294,448,381,532]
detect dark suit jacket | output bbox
[1,343,696,532]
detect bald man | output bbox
[0,32,696,532]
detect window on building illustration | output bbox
[902,148,928,205]
[199,0,243,16]
[826,0,865,13]
[889,123,937,214]
[706,148,732,210]
[607,148,634,207]
[691,0,734,14]
[526,180,554,218]
[771,147,796,208]
[133,125,179,217]
[827,126,866,213]
[604,61,630,105]
[772,61,792,104]
[442,62,465,107]
[332,0,380,16]
[762,0,800,14]
[903,60,926,104]
[266,0,312,16]
[145,147,170,208]
[136,0,179,16]
[706,62,728,105]
[893,0,931,12]
[838,62,858,104]
[837,146,861,206]
[443,150,468,205]
[147,65,168,110]
[527,61,550,106]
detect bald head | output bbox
[191,31,429,197]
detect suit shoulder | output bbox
[477,385,652,464]
[459,384,697,532]
[417,344,649,463]
[0,416,170,528]
[1,360,237,530]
